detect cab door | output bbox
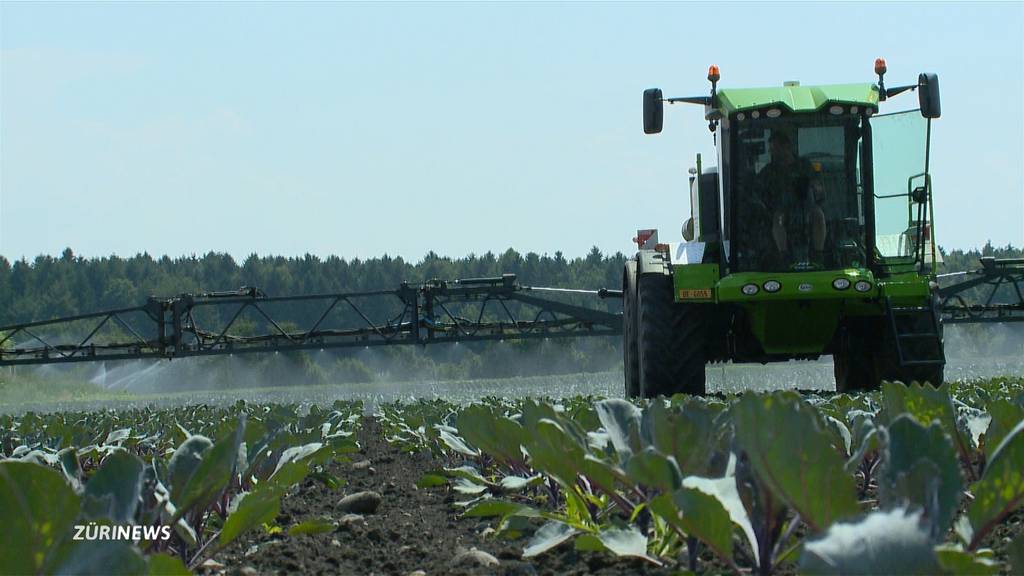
[869,109,935,272]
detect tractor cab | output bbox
[657,65,942,279]
[627,61,946,398]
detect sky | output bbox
[1,1,1022,263]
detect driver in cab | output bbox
[759,130,827,262]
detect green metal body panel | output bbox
[715,83,879,115]
[878,272,932,311]
[743,300,844,354]
[670,263,932,355]
[717,270,877,302]
[672,264,718,302]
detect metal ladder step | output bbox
[886,297,946,368]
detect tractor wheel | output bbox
[833,320,878,392]
[623,261,640,398]
[636,273,706,397]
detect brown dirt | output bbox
[214,417,684,575]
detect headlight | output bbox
[832,278,851,290]
[742,283,759,296]
[763,280,782,293]
[854,281,872,293]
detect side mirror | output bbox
[643,88,664,134]
[682,217,694,242]
[918,73,941,119]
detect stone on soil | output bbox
[337,491,382,514]
[339,513,365,526]
[451,548,500,568]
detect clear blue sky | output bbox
[2,1,1021,263]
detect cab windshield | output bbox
[730,113,867,272]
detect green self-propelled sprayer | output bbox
[624,59,945,397]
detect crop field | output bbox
[2,375,1024,575]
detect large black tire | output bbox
[623,261,640,398]
[637,273,706,398]
[833,320,878,393]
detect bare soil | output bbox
[214,418,683,576]
[214,417,1023,575]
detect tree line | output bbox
[0,247,626,325]
[0,243,1018,388]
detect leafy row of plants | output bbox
[393,379,1024,574]
[0,400,362,574]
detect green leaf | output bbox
[173,417,245,518]
[464,500,541,519]
[522,418,586,488]
[881,381,972,473]
[288,519,335,536]
[733,392,859,531]
[625,447,682,492]
[595,399,642,463]
[57,447,83,489]
[574,533,605,552]
[457,405,527,466]
[596,526,660,565]
[1009,530,1024,575]
[308,470,345,490]
[82,450,145,524]
[271,442,325,477]
[147,553,191,575]
[220,489,281,547]
[436,427,480,458]
[54,540,147,576]
[881,381,954,428]
[0,461,80,575]
[879,415,962,537]
[800,508,942,575]
[934,544,999,575]
[523,521,578,558]
[649,488,734,567]
[416,473,447,489]
[166,435,213,505]
[499,474,542,491]
[982,400,1024,461]
[824,415,852,456]
[845,418,879,475]
[966,419,1024,549]
[444,465,488,484]
[454,478,488,494]
[682,465,758,566]
[104,428,131,445]
[641,399,720,476]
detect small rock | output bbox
[244,545,259,557]
[337,491,382,514]
[330,538,341,548]
[199,559,225,572]
[367,466,377,475]
[451,548,500,568]
[408,571,427,576]
[239,567,258,576]
[480,527,495,538]
[351,460,372,470]
[339,513,365,526]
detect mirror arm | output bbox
[884,84,917,99]
[665,96,713,106]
